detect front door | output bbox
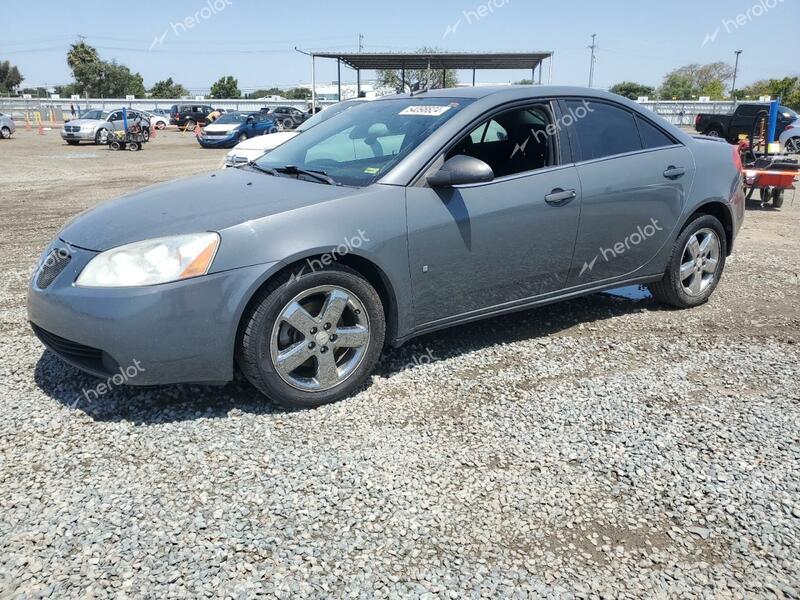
[407,102,582,327]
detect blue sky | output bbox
[3,0,798,92]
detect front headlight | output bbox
[75,233,220,288]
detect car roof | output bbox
[376,85,643,104]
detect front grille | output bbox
[65,125,80,132]
[36,249,71,289]
[204,130,231,137]
[31,323,103,363]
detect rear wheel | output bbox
[772,189,784,208]
[0,126,11,139]
[648,214,727,308]
[185,119,196,132]
[128,141,141,152]
[237,266,385,409]
[155,121,166,130]
[705,127,723,138]
[142,128,150,142]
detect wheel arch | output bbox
[682,201,734,256]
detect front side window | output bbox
[447,104,555,178]
[254,98,473,187]
[567,100,642,161]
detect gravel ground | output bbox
[1,130,799,599]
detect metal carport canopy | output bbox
[312,51,553,71]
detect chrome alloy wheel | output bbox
[680,228,721,296]
[269,285,370,391]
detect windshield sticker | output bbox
[364,167,381,174]
[399,105,452,117]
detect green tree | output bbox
[0,60,24,93]
[376,47,458,91]
[514,79,534,85]
[210,75,241,99]
[738,77,800,109]
[67,40,99,72]
[248,87,285,99]
[284,87,311,100]
[149,77,189,98]
[609,81,655,100]
[659,62,734,100]
[65,40,145,97]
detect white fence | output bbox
[0,96,737,127]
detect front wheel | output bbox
[648,214,727,308]
[785,137,800,154]
[0,126,11,139]
[237,266,386,409]
[238,133,248,143]
[772,189,784,208]
[95,129,109,144]
[185,119,196,132]
[141,128,150,142]
[155,121,166,130]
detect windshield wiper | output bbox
[276,165,340,186]
[244,162,279,176]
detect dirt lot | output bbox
[1,129,799,598]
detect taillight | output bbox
[732,145,743,173]
[695,115,701,126]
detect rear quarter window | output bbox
[636,116,676,150]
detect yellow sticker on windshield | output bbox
[364,167,380,174]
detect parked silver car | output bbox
[60,109,151,145]
[0,112,15,139]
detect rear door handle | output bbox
[544,188,577,206]
[664,166,686,180]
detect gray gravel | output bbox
[1,132,799,598]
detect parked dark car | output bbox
[169,104,214,130]
[695,103,798,143]
[270,106,311,130]
[29,87,745,408]
[197,111,276,148]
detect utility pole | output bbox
[588,34,597,88]
[731,50,743,104]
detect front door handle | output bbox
[664,166,686,180]
[544,188,577,206]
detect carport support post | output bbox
[548,53,554,84]
[311,53,316,112]
[472,68,476,87]
[337,59,342,102]
[538,63,542,84]
[401,65,405,93]
[442,68,446,89]
[357,69,361,97]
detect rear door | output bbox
[406,101,583,325]
[563,99,694,287]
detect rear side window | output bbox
[737,105,762,117]
[567,100,642,161]
[636,116,676,149]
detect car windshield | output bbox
[82,110,104,120]
[254,97,474,187]
[215,112,249,124]
[296,101,362,133]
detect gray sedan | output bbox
[0,112,15,139]
[29,86,745,408]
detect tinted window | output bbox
[636,116,675,149]
[737,105,763,117]
[447,104,555,178]
[567,100,642,161]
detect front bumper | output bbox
[27,241,278,385]
[60,129,95,141]
[198,133,239,149]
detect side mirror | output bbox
[427,155,494,188]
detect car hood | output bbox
[64,118,104,127]
[58,167,359,252]
[230,131,297,153]
[204,123,241,134]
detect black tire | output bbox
[66,140,80,145]
[0,126,11,139]
[648,214,727,308]
[772,189,784,209]
[237,265,386,409]
[238,133,248,143]
[155,121,166,130]
[282,118,293,130]
[142,128,150,142]
[786,137,800,154]
[705,127,723,138]
[128,141,141,152]
[185,119,196,132]
[109,140,121,151]
[94,129,108,144]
